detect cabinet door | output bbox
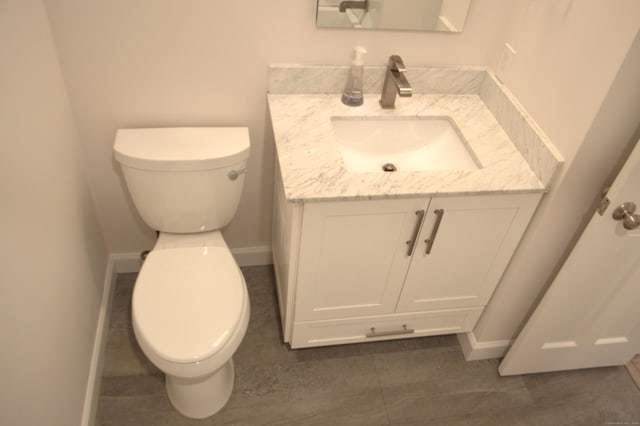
[396,194,541,313]
[295,198,428,321]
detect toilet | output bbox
[113,127,251,419]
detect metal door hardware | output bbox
[612,202,640,230]
[597,186,611,216]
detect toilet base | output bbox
[165,359,235,419]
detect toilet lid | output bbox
[133,245,245,364]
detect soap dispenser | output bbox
[341,46,367,106]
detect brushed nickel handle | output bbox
[406,210,426,256]
[366,324,414,338]
[613,202,640,230]
[425,209,445,255]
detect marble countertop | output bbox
[268,92,544,202]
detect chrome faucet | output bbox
[339,0,368,12]
[379,55,412,108]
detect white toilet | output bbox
[113,127,251,419]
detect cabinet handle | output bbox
[424,209,445,255]
[366,324,415,338]
[406,210,426,256]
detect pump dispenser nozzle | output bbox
[341,46,367,106]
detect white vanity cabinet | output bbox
[272,169,541,348]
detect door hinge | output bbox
[597,186,611,216]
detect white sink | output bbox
[331,116,479,173]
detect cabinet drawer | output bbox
[290,307,483,348]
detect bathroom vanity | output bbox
[268,65,562,348]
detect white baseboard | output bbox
[81,255,119,426]
[231,245,273,267]
[110,246,272,274]
[457,331,512,361]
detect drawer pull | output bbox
[366,324,415,338]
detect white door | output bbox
[499,139,640,375]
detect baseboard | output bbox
[109,246,272,273]
[111,252,143,273]
[231,245,273,267]
[627,354,640,391]
[81,255,119,426]
[457,331,512,361]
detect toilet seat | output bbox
[132,245,245,364]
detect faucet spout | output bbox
[379,55,412,108]
[339,0,368,12]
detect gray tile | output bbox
[99,373,165,398]
[513,405,629,426]
[380,385,533,426]
[241,265,282,322]
[97,393,224,426]
[374,345,533,424]
[381,377,533,424]
[234,351,380,398]
[233,266,297,368]
[221,387,389,426]
[374,343,505,388]
[97,268,640,426]
[233,315,297,367]
[521,367,640,424]
[225,345,385,424]
[101,327,159,377]
[115,272,138,286]
[524,365,640,404]
[109,273,135,330]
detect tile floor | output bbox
[97,266,640,425]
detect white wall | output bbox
[33,0,640,365]
[474,0,640,343]
[43,0,514,254]
[0,2,108,424]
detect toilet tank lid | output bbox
[114,127,250,171]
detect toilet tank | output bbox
[114,127,250,233]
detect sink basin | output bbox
[331,116,479,173]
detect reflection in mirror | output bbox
[316,0,471,32]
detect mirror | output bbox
[316,0,471,32]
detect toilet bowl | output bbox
[133,231,249,418]
[113,127,251,418]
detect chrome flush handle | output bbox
[227,168,247,181]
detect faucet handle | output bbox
[388,55,406,72]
